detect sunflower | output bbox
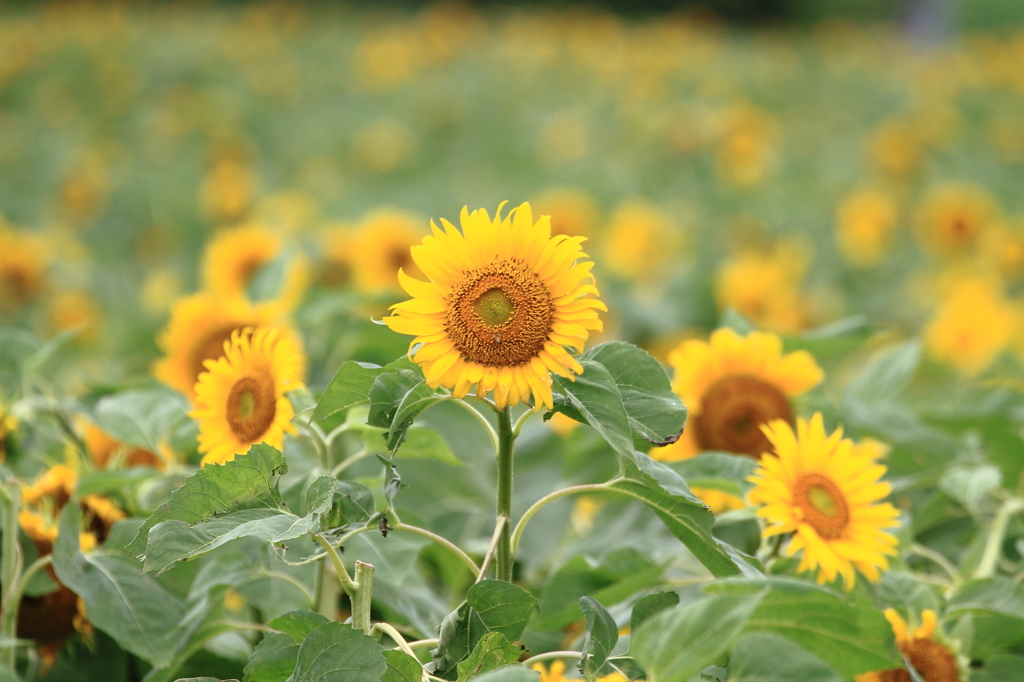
[83,422,169,470]
[650,328,823,461]
[855,609,961,682]
[747,413,901,590]
[384,202,605,411]
[0,404,16,462]
[318,221,355,287]
[691,487,746,515]
[154,292,300,400]
[201,223,309,313]
[836,188,899,267]
[915,183,996,258]
[714,103,778,187]
[192,327,306,466]
[47,290,101,343]
[602,200,679,280]
[0,223,48,316]
[532,188,599,238]
[715,241,810,334]
[350,209,427,293]
[924,276,1015,375]
[198,158,256,225]
[531,660,625,682]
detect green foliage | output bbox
[381,651,423,682]
[726,633,843,682]
[579,596,618,676]
[368,361,443,452]
[286,622,386,682]
[455,633,522,682]
[629,591,680,634]
[312,362,385,424]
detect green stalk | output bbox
[974,497,1024,579]
[0,481,21,671]
[495,408,515,582]
[352,561,374,634]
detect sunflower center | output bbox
[872,637,961,682]
[190,325,244,384]
[793,473,850,540]
[226,374,277,442]
[473,288,516,326]
[446,258,555,367]
[692,374,793,458]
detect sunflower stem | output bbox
[0,480,22,671]
[974,496,1024,579]
[352,561,375,634]
[495,407,515,582]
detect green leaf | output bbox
[547,360,636,461]
[126,443,289,558]
[175,679,240,682]
[582,342,687,447]
[382,650,423,682]
[328,480,377,529]
[270,611,332,644]
[629,592,680,635]
[286,622,386,682]
[609,454,749,578]
[244,634,299,682]
[468,580,538,642]
[669,453,758,497]
[727,633,842,682]
[971,654,1024,682]
[938,464,1002,510]
[93,387,190,453]
[948,577,1024,619]
[580,596,618,675]
[362,424,462,466]
[313,362,384,424]
[465,667,538,682]
[433,602,490,680]
[708,580,901,678]
[52,505,187,667]
[368,362,443,452]
[844,341,920,404]
[140,473,336,574]
[456,633,522,682]
[631,592,765,682]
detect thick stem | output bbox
[316,560,341,621]
[495,408,515,582]
[352,561,375,634]
[0,481,22,671]
[974,497,1024,579]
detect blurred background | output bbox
[2,0,1024,393]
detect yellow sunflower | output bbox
[531,660,625,682]
[0,404,16,462]
[691,487,746,515]
[602,200,679,280]
[836,188,900,267]
[915,183,996,258]
[318,221,355,287]
[201,223,309,313]
[855,609,961,682]
[350,209,427,294]
[924,276,1015,375]
[154,292,300,401]
[715,241,810,334]
[747,413,900,590]
[0,223,49,316]
[650,327,823,461]
[83,422,170,470]
[532,187,600,238]
[384,202,605,411]
[191,327,306,466]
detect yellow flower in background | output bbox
[692,487,746,514]
[532,660,567,682]
[836,188,899,267]
[21,465,76,508]
[201,224,309,313]
[532,188,600,238]
[199,158,257,225]
[855,609,961,682]
[81,494,127,529]
[715,241,810,334]
[83,422,169,470]
[915,183,996,258]
[351,209,427,294]
[58,152,109,226]
[853,437,890,461]
[385,202,605,411]
[0,405,15,462]
[714,103,777,187]
[651,328,823,460]
[47,290,101,343]
[140,268,184,317]
[192,327,306,466]
[869,117,925,178]
[253,191,320,234]
[747,413,900,590]
[981,219,1024,283]
[0,223,49,316]
[318,222,355,287]
[925,276,1015,375]
[602,200,679,279]
[547,411,581,437]
[154,292,300,400]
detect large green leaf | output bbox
[609,454,752,578]
[433,602,490,680]
[547,360,635,460]
[286,623,386,682]
[382,650,423,682]
[707,579,901,678]
[948,577,1024,619]
[245,612,332,682]
[579,596,618,676]
[631,592,765,682]
[629,592,680,635]
[92,387,191,453]
[456,633,522,682]
[126,444,289,558]
[312,361,385,424]
[53,505,187,667]
[582,342,687,447]
[139,470,336,574]
[669,453,758,497]
[368,362,444,451]
[727,633,842,682]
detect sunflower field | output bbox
[1,3,1024,682]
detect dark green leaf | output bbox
[669,453,759,497]
[286,622,386,682]
[609,454,748,578]
[629,592,680,635]
[456,633,522,682]
[312,362,384,424]
[328,480,377,529]
[579,596,618,675]
[126,443,288,558]
[382,650,423,682]
[947,578,1024,619]
[244,633,299,682]
[971,654,1024,682]
[53,505,186,667]
[269,611,332,644]
[547,361,635,461]
[433,602,489,680]
[93,387,190,453]
[582,342,687,447]
[468,580,538,642]
[368,363,443,451]
[631,592,765,682]
[727,633,842,682]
